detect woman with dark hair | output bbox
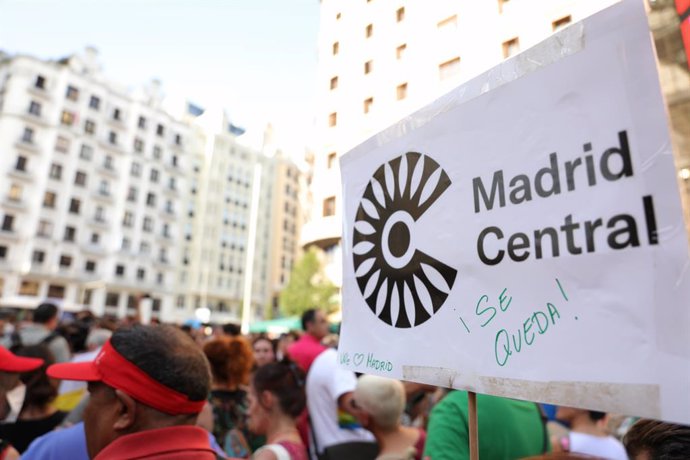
[248,360,308,460]
[203,336,262,457]
[252,336,277,368]
[0,345,66,453]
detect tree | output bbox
[280,247,339,317]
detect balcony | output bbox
[2,197,26,211]
[88,217,110,229]
[98,164,119,178]
[7,168,33,182]
[92,190,114,203]
[14,137,40,153]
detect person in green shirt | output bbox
[423,390,548,460]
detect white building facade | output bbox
[302,0,690,289]
[0,49,303,324]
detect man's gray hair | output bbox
[86,328,112,349]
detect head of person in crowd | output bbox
[301,308,329,341]
[247,360,306,444]
[222,322,242,337]
[203,336,254,390]
[276,331,299,361]
[15,345,58,415]
[623,418,690,460]
[47,325,212,459]
[556,406,607,430]
[0,346,44,414]
[32,303,60,331]
[252,336,276,368]
[351,374,425,458]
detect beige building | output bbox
[303,0,690,286]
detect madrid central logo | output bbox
[352,152,458,328]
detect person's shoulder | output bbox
[22,423,87,460]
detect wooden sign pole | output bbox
[468,391,479,460]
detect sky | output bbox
[0,0,320,155]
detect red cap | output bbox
[0,346,44,372]
[47,340,205,415]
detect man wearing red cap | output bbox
[0,345,44,459]
[47,325,218,460]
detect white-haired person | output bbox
[351,375,426,460]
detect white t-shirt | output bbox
[569,432,628,460]
[306,349,374,455]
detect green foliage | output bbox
[279,247,339,317]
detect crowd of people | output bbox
[0,303,687,459]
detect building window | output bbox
[127,187,138,202]
[43,191,57,208]
[323,196,336,217]
[105,292,119,307]
[36,220,52,237]
[112,108,121,121]
[89,96,100,110]
[69,198,81,214]
[439,56,461,80]
[15,156,27,172]
[59,255,72,268]
[63,226,76,242]
[438,14,458,31]
[108,131,117,145]
[99,180,110,196]
[55,136,70,153]
[35,75,46,89]
[60,110,76,126]
[156,124,165,136]
[65,85,79,101]
[49,163,62,180]
[131,162,141,177]
[74,171,87,186]
[363,97,374,114]
[121,237,131,250]
[115,264,125,276]
[150,169,159,182]
[140,242,150,254]
[90,232,99,244]
[153,145,162,159]
[143,217,153,232]
[84,120,96,135]
[175,134,182,145]
[137,268,146,280]
[146,193,156,207]
[19,280,39,296]
[32,250,45,264]
[397,82,408,100]
[47,284,65,298]
[330,76,338,90]
[396,7,405,22]
[138,116,147,129]
[95,206,105,222]
[8,184,22,202]
[122,211,134,227]
[28,101,41,116]
[364,60,373,74]
[328,113,337,127]
[22,127,34,144]
[104,155,114,170]
[134,138,144,153]
[332,41,339,55]
[365,24,373,38]
[396,43,407,60]
[327,152,337,169]
[552,15,572,31]
[502,37,520,58]
[80,144,93,160]
[85,260,96,272]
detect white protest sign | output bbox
[339,0,690,424]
